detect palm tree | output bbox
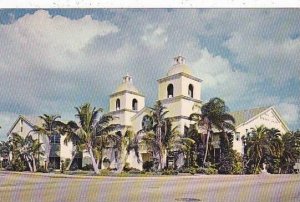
[34,114,61,171]
[245,126,275,173]
[9,133,43,172]
[142,101,195,170]
[0,140,11,167]
[279,131,300,173]
[141,101,169,170]
[190,97,235,166]
[62,103,121,174]
[115,128,141,173]
[58,120,82,170]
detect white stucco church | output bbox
[6,56,289,170]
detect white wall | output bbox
[233,108,289,154]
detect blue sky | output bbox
[0,9,299,140]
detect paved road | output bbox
[0,172,299,202]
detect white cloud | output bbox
[0,112,19,140]
[141,25,168,49]
[191,48,257,103]
[277,102,299,125]
[0,10,119,72]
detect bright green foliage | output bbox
[59,103,121,174]
[190,97,235,166]
[218,133,234,174]
[9,133,43,172]
[142,101,195,170]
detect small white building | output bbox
[230,106,289,154]
[6,115,75,169]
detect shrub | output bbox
[37,166,47,173]
[116,172,130,177]
[189,167,196,175]
[196,167,218,175]
[162,168,178,175]
[142,161,154,172]
[128,168,141,174]
[82,164,93,171]
[99,169,110,176]
[206,167,218,175]
[12,159,26,172]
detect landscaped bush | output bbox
[82,164,93,171]
[99,169,110,176]
[11,159,26,172]
[162,168,179,175]
[142,161,154,172]
[196,167,218,175]
[189,167,196,175]
[128,168,141,174]
[37,166,47,173]
[177,167,191,173]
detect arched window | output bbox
[132,99,138,110]
[167,84,174,98]
[116,99,120,111]
[188,84,194,98]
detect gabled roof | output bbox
[230,106,270,127]
[130,106,153,121]
[230,106,289,132]
[6,115,43,136]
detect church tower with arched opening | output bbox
[109,74,145,126]
[157,56,202,134]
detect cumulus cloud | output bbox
[0,10,119,72]
[0,9,299,139]
[141,25,168,49]
[191,48,257,103]
[277,102,299,126]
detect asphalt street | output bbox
[0,172,299,202]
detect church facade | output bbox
[6,56,290,170]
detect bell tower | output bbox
[109,74,145,126]
[157,56,202,133]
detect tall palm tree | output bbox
[62,103,121,174]
[9,133,43,172]
[245,126,274,173]
[34,114,61,171]
[115,128,141,173]
[141,101,168,170]
[190,97,235,165]
[279,131,300,173]
[142,102,195,170]
[58,120,82,170]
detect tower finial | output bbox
[174,55,185,65]
[123,74,132,83]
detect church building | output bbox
[6,56,289,170]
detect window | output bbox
[50,133,61,144]
[116,99,120,111]
[167,84,174,98]
[236,132,240,141]
[20,120,23,132]
[188,84,194,98]
[115,151,118,162]
[132,99,138,110]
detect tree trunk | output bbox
[25,156,33,172]
[88,148,100,174]
[157,126,163,170]
[45,141,51,172]
[66,152,76,171]
[203,130,211,165]
[32,155,37,172]
[117,150,129,173]
[96,158,100,169]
